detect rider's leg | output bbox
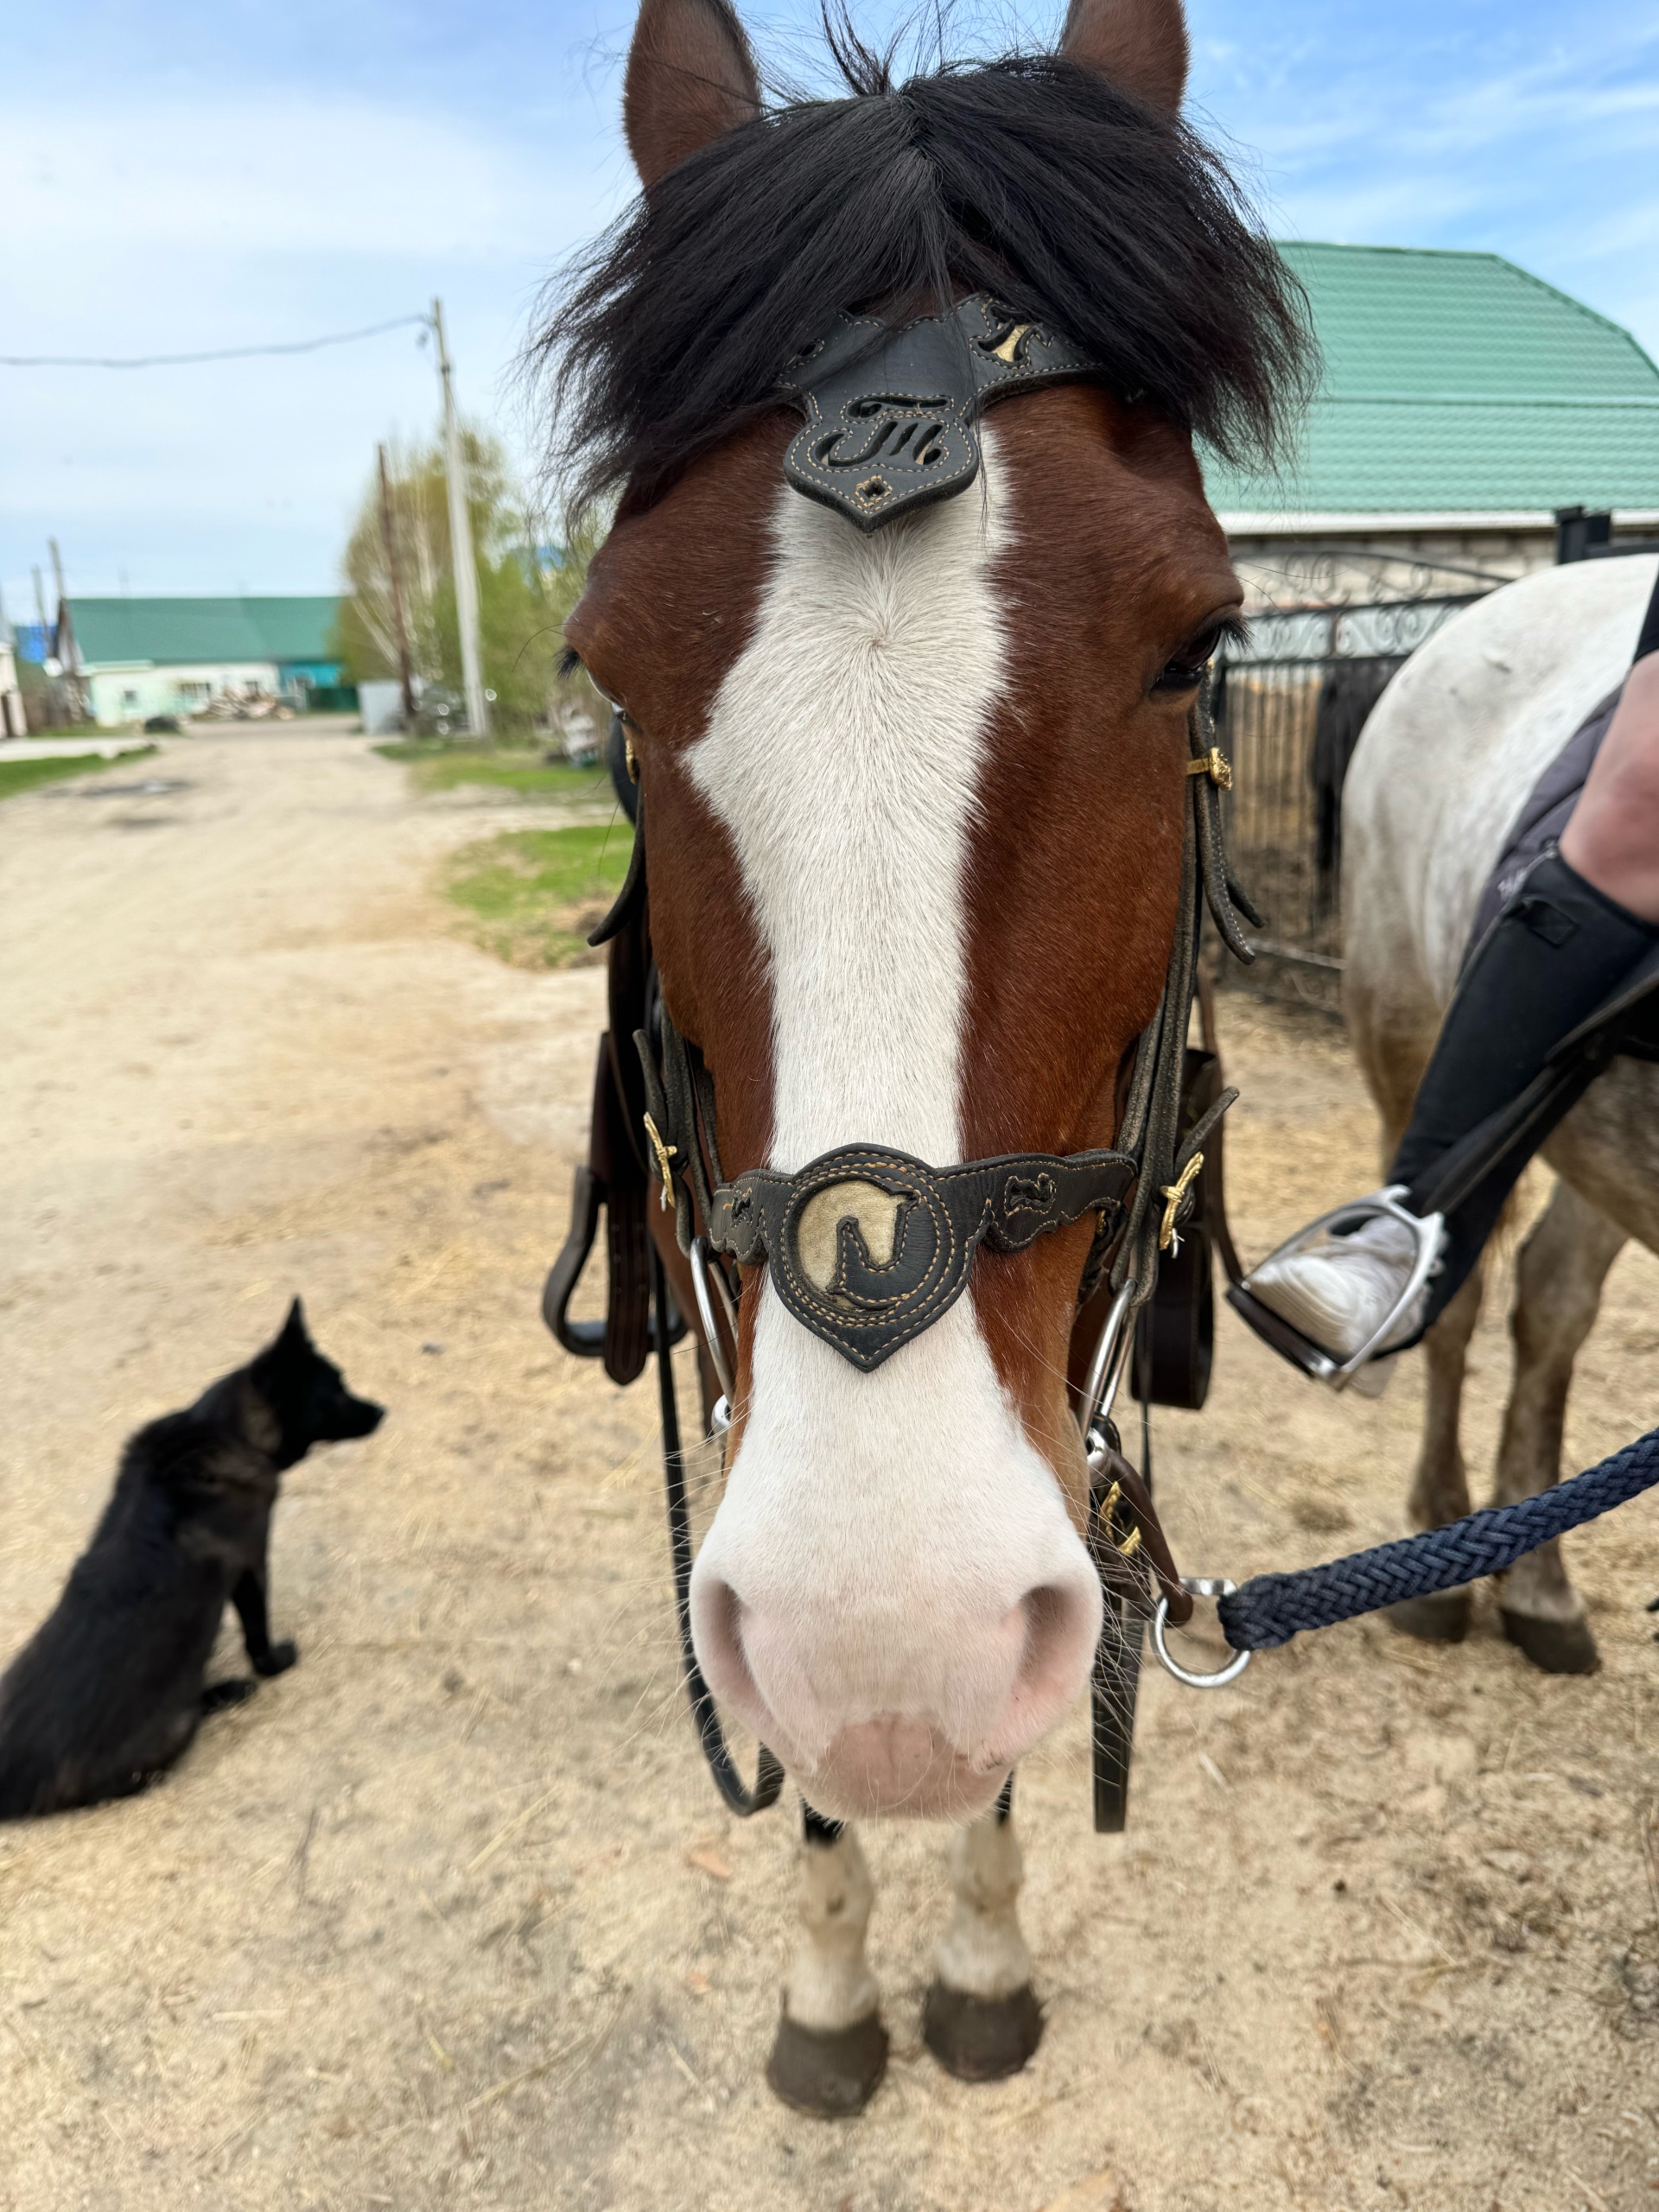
[1242,619,1659,1377]
[1560,652,1659,922]
[1386,842,1659,1306]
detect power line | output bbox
[0,312,431,370]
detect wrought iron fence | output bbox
[1213,595,1490,1010]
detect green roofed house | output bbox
[1206,243,1659,605]
[58,596,351,727]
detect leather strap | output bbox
[540,1033,681,1385]
[1195,965,1247,1290]
[1130,1046,1221,1409]
[652,1247,785,1818]
[779,294,1107,532]
[1109,672,1255,1309]
[1090,1441,1192,1626]
[707,1141,1136,1371]
[1088,1427,1191,1834]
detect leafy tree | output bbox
[330,430,599,736]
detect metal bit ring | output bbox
[1151,1577,1251,1689]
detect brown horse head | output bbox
[551,0,1308,1820]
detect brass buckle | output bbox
[1158,1151,1204,1254]
[642,1113,678,1211]
[1095,1478,1144,1562]
[1185,747,1232,790]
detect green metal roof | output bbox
[1206,243,1659,518]
[66,596,342,667]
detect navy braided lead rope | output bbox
[1217,1423,1659,1653]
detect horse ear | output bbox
[1058,0,1188,113]
[623,0,760,188]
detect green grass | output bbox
[374,739,613,807]
[0,747,157,803]
[444,823,633,969]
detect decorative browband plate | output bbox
[707,1142,1135,1370]
[778,294,1107,532]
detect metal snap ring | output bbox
[690,1236,737,1404]
[1151,1577,1251,1690]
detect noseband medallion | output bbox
[707,1142,1135,1370]
[779,294,1109,533]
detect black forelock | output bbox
[531,41,1315,518]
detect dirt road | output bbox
[3,725,1658,2212]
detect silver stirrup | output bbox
[1237,1185,1444,1392]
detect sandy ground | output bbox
[3,724,1659,2212]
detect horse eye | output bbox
[1154,655,1206,694]
[1154,626,1224,694]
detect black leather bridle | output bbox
[549,293,1262,1824]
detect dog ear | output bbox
[1058,0,1188,113]
[264,1298,313,1360]
[623,0,760,188]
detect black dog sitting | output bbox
[0,1300,383,1819]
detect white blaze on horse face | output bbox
[686,429,1102,1817]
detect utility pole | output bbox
[377,442,418,728]
[48,537,82,721]
[429,299,489,740]
[33,563,61,728]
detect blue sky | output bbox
[3,0,1657,614]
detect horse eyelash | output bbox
[561,645,632,724]
[1187,613,1249,663]
[1158,613,1249,687]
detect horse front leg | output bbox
[1391,1259,1484,1644]
[923,1776,1043,2082]
[766,1806,887,2118]
[1491,1176,1626,1675]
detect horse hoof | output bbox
[1387,1590,1471,1644]
[922,1981,1043,2082]
[1499,1607,1600,1675]
[766,2010,888,2118]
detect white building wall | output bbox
[1221,512,1659,613]
[86,662,279,728]
[0,640,24,737]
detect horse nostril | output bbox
[988,1577,1102,1761]
[1024,1580,1087,1677]
[688,1570,773,1726]
[691,1573,741,1682]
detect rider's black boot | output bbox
[1231,843,1659,1383]
[1393,844,1659,1332]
